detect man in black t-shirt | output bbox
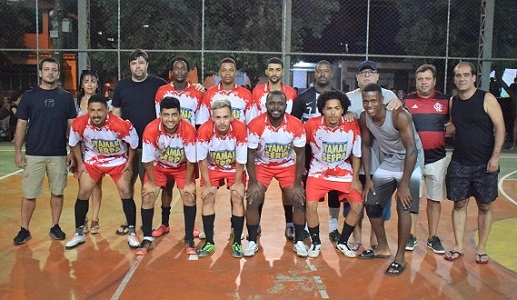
[13,57,77,245]
[111,49,167,234]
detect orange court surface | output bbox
[1,144,517,299]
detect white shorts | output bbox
[423,157,447,201]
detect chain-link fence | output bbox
[1,0,517,131]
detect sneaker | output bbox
[427,236,445,254]
[405,234,417,251]
[244,241,259,257]
[65,233,85,249]
[135,239,153,255]
[198,231,206,239]
[232,242,244,258]
[293,241,308,257]
[193,227,201,238]
[284,224,295,241]
[308,243,322,258]
[13,227,31,245]
[336,243,357,258]
[329,229,340,243]
[127,233,140,248]
[184,239,197,255]
[152,224,170,237]
[49,224,66,240]
[197,242,215,257]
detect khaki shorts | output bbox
[423,157,447,201]
[22,155,68,199]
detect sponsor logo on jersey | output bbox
[181,107,194,122]
[92,139,122,154]
[322,141,348,163]
[264,143,290,159]
[159,146,185,164]
[210,150,235,167]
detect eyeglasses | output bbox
[358,70,378,76]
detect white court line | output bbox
[0,169,22,181]
[498,170,517,206]
[111,255,143,300]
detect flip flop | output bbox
[444,250,463,261]
[385,262,406,276]
[476,253,489,264]
[358,249,391,259]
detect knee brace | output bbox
[365,203,383,218]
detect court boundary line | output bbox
[0,169,22,181]
[498,170,517,206]
[111,255,143,300]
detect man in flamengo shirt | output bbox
[244,90,306,257]
[135,97,197,256]
[196,99,247,258]
[197,57,258,125]
[303,90,363,259]
[153,57,204,240]
[252,57,299,241]
[65,94,139,250]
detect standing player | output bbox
[152,57,204,238]
[197,57,258,125]
[252,57,299,240]
[136,97,197,255]
[244,90,306,257]
[404,64,449,254]
[65,95,139,249]
[196,99,247,258]
[304,90,362,258]
[13,57,76,245]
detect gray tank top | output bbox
[365,109,424,172]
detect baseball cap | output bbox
[358,60,377,72]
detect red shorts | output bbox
[201,169,247,188]
[84,163,126,183]
[255,164,296,189]
[144,166,194,189]
[306,177,362,203]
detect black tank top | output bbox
[451,89,494,165]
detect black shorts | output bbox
[445,160,499,203]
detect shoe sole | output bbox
[405,244,416,251]
[14,236,32,245]
[49,233,66,240]
[336,247,357,258]
[427,244,445,254]
[244,248,258,257]
[65,240,85,249]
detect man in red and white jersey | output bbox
[196,99,247,258]
[244,90,306,257]
[135,97,197,255]
[153,57,203,239]
[303,90,363,259]
[197,57,258,125]
[65,94,139,250]
[252,57,299,239]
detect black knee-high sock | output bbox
[122,198,136,227]
[232,215,244,244]
[284,205,293,223]
[184,205,196,241]
[247,224,259,242]
[161,206,171,226]
[141,208,154,237]
[202,214,215,244]
[308,225,321,245]
[294,224,305,242]
[75,198,89,229]
[338,222,355,245]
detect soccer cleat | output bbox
[293,241,308,257]
[243,241,259,257]
[135,239,153,255]
[65,233,85,249]
[328,229,340,243]
[152,224,170,237]
[232,242,244,258]
[308,243,322,258]
[284,224,295,241]
[13,227,31,245]
[336,243,357,258]
[127,233,140,248]
[49,224,66,240]
[197,242,215,257]
[184,239,197,255]
[427,236,445,254]
[406,234,417,251]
